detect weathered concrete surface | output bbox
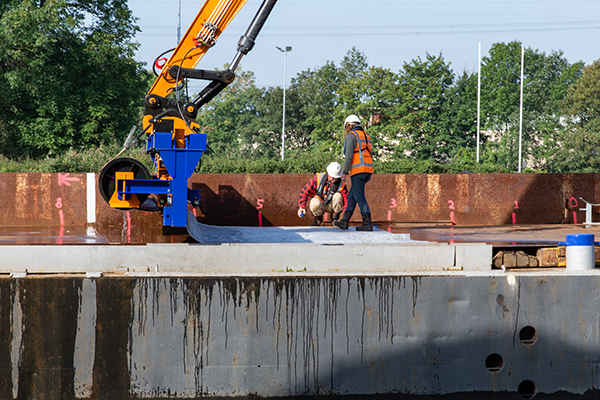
[1,173,599,230]
[0,241,492,274]
[1,273,600,399]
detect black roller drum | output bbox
[98,157,151,208]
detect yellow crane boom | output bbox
[98,0,278,228]
[148,0,249,98]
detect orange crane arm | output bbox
[141,0,278,141]
[148,0,249,98]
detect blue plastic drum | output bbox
[565,234,595,270]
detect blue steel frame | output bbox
[116,131,206,227]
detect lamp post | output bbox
[276,46,292,161]
[177,0,181,43]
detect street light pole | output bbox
[276,46,292,161]
[177,0,181,43]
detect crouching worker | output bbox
[298,162,348,226]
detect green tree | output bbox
[0,0,147,157]
[439,70,479,160]
[338,46,369,113]
[394,53,454,160]
[255,85,309,157]
[197,67,264,157]
[480,41,583,170]
[290,61,343,153]
[289,47,370,155]
[356,66,402,160]
[547,60,600,172]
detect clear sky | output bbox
[127,0,600,89]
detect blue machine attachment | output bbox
[98,130,206,228]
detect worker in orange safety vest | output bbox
[334,114,374,231]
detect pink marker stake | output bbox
[448,200,456,225]
[58,210,64,245]
[126,211,132,243]
[569,197,578,224]
[56,198,64,245]
[256,199,264,227]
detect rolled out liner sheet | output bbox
[186,211,419,245]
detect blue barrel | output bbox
[565,234,595,270]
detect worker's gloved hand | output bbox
[297,208,306,218]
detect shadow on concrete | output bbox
[192,183,273,227]
[510,174,599,225]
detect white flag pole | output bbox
[476,42,481,163]
[518,46,524,172]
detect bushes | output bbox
[372,159,509,174]
[0,145,515,174]
[197,151,336,174]
[198,154,511,174]
[0,144,151,173]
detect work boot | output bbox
[333,212,350,230]
[355,213,373,231]
[332,212,341,221]
[312,215,323,226]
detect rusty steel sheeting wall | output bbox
[1,275,599,399]
[0,173,88,227]
[192,173,600,226]
[0,173,599,228]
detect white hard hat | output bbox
[327,162,342,178]
[344,114,361,125]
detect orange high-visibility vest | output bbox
[315,173,346,204]
[349,128,373,176]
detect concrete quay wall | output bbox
[1,273,599,399]
[0,242,492,275]
[1,173,599,230]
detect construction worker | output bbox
[334,114,374,231]
[298,162,348,226]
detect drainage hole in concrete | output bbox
[519,326,537,345]
[485,353,503,372]
[518,380,536,399]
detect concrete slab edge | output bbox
[1,242,493,275]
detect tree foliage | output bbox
[478,41,585,170]
[0,0,148,157]
[2,15,596,175]
[195,43,593,173]
[546,61,600,172]
[394,53,454,161]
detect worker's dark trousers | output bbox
[346,172,371,217]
